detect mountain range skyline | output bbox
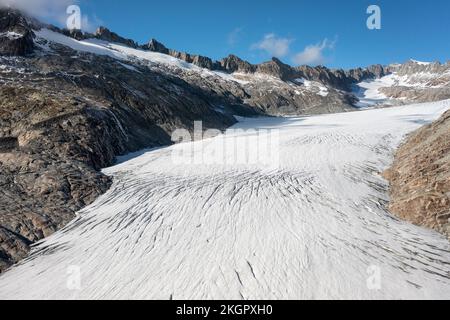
[1,0,449,69]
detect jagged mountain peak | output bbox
[0,8,389,84]
[256,57,294,80]
[219,54,255,73]
[94,26,138,48]
[389,59,450,76]
[144,38,169,54]
[0,7,35,56]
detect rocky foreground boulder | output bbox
[384,108,450,239]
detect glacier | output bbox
[0,100,450,300]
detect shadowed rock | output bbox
[95,26,138,48]
[0,8,34,56]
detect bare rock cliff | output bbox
[384,109,450,239]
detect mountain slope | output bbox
[355,60,450,107]
[0,8,243,272]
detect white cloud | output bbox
[227,27,243,46]
[251,33,293,57]
[292,38,336,66]
[79,12,103,32]
[0,0,75,23]
[0,0,101,32]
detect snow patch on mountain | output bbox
[294,78,329,97]
[353,76,392,107]
[0,31,24,40]
[35,29,250,86]
[410,59,431,66]
[35,29,197,69]
[354,65,450,107]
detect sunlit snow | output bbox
[35,29,248,85]
[0,100,449,300]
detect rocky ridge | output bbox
[0,8,35,56]
[380,61,450,104]
[143,39,389,91]
[384,106,450,239]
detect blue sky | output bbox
[9,0,450,69]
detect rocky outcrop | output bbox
[376,61,450,104]
[166,53,356,116]
[169,50,215,69]
[217,56,387,89]
[392,60,449,76]
[60,28,84,41]
[0,87,116,271]
[143,38,169,54]
[384,109,450,239]
[139,38,387,86]
[255,58,294,80]
[0,8,34,56]
[95,27,138,48]
[345,64,387,82]
[219,54,255,73]
[143,38,216,69]
[0,137,18,152]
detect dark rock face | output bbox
[143,38,169,54]
[215,55,388,90]
[217,56,388,89]
[0,8,34,56]
[256,58,294,80]
[191,54,215,69]
[61,28,84,41]
[167,50,214,69]
[143,38,215,69]
[291,64,388,91]
[0,226,31,272]
[0,137,18,152]
[219,54,255,73]
[366,64,386,78]
[345,65,387,83]
[95,26,138,48]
